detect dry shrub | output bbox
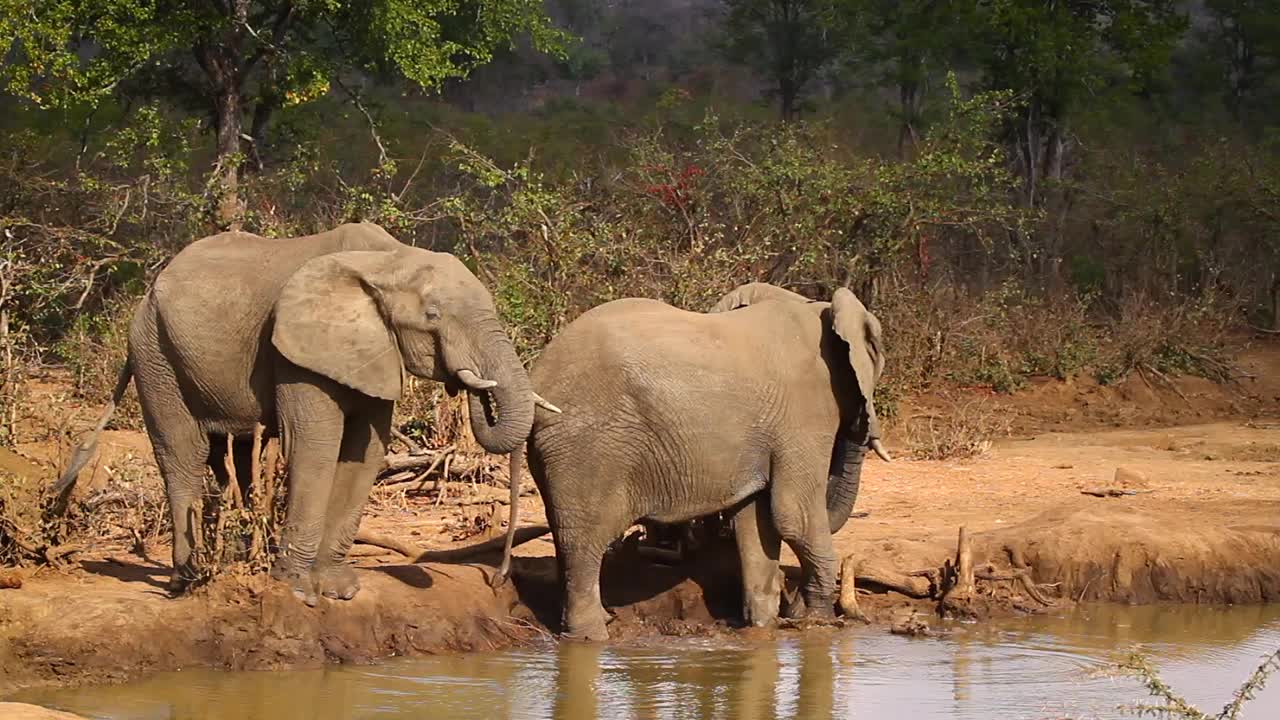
[53,298,144,430]
[195,435,287,580]
[900,398,1014,460]
[1093,291,1238,385]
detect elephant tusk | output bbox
[870,438,893,463]
[532,392,562,414]
[456,368,497,391]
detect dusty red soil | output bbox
[1,343,1278,695]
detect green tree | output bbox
[719,0,844,120]
[836,0,977,156]
[0,0,567,228]
[967,0,1187,206]
[1202,0,1280,125]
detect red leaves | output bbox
[643,163,703,211]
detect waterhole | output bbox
[16,604,1280,719]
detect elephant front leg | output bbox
[314,403,392,601]
[731,495,784,627]
[273,384,345,606]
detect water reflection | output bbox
[15,604,1280,720]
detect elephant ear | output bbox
[272,251,404,401]
[709,282,813,313]
[830,287,885,440]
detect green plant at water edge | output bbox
[1120,647,1280,719]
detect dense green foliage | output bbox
[1,0,1279,449]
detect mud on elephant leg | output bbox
[313,402,392,601]
[731,496,784,627]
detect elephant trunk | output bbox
[460,324,535,456]
[826,422,869,534]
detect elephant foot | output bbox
[778,616,846,631]
[742,592,781,628]
[271,559,319,607]
[802,594,837,620]
[563,609,611,642]
[166,568,200,597]
[315,564,361,601]
[561,624,610,642]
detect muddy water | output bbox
[17,604,1280,720]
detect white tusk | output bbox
[870,438,892,463]
[456,369,497,390]
[533,392,562,413]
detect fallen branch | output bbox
[353,525,552,564]
[1081,488,1155,498]
[352,530,423,559]
[381,447,478,475]
[1142,364,1193,408]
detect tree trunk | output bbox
[897,78,920,159]
[780,77,797,122]
[213,84,245,230]
[1271,272,1280,332]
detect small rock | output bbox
[1114,466,1150,489]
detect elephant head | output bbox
[709,282,890,533]
[270,246,534,454]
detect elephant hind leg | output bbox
[770,481,837,619]
[731,495,783,627]
[136,383,210,595]
[559,537,611,642]
[314,400,393,601]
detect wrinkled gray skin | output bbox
[517,282,887,640]
[59,223,535,605]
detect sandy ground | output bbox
[1,342,1277,694]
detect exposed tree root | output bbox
[837,526,1060,621]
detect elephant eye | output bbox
[425,305,441,320]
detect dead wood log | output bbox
[352,530,424,559]
[381,448,487,476]
[353,525,551,564]
[1080,488,1154,498]
[838,556,866,620]
[939,526,977,615]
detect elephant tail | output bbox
[52,359,134,501]
[490,441,526,588]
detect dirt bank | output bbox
[2,345,1278,695]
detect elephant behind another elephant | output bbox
[58,222,557,605]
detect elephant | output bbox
[57,222,557,604]
[497,281,890,640]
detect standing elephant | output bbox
[59,222,554,605]
[499,282,890,640]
